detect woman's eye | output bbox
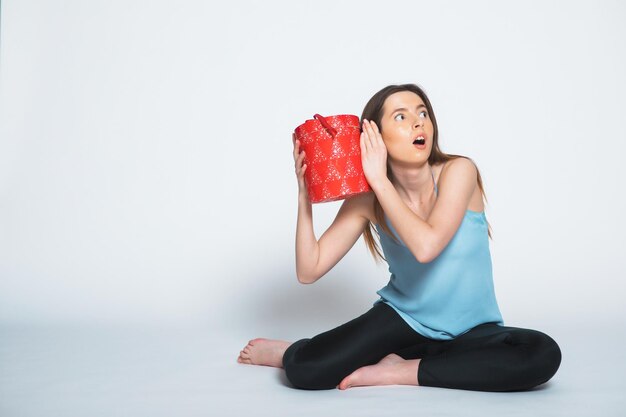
[419,111,428,119]
[394,114,405,121]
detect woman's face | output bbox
[379,91,435,166]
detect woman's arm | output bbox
[360,121,478,263]
[292,135,371,284]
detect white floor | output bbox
[1,320,624,417]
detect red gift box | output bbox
[294,114,371,203]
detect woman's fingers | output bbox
[360,131,369,154]
[370,120,382,142]
[362,120,371,146]
[294,140,306,180]
[297,148,305,166]
[292,134,308,193]
[362,119,383,153]
[364,120,383,148]
[361,120,373,153]
[359,119,388,186]
[293,137,300,159]
[293,139,307,170]
[360,131,367,155]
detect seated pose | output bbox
[237,84,561,391]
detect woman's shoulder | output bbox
[339,191,377,223]
[436,157,484,212]
[436,157,478,183]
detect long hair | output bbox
[361,84,489,262]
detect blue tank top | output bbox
[375,167,503,340]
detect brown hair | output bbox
[361,84,489,262]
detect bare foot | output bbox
[237,338,291,368]
[338,354,421,390]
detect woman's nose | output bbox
[413,118,424,128]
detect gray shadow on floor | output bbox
[238,265,378,336]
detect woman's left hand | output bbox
[360,119,388,188]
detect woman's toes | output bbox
[338,372,356,390]
[338,379,351,390]
[236,338,290,368]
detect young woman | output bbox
[237,84,561,392]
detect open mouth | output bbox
[413,138,426,145]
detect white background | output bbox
[1,0,625,335]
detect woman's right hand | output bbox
[292,133,308,196]
[291,133,370,284]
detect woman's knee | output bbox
[282,339,340,390]
[517,330,562,388]
[533,331,561,380]
[284,359,335,390]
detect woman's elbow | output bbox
[296,272,319,285]
[297,275,314,285]
[414,253,435,264]
[412,245,438,264]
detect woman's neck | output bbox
[388,162,435,205]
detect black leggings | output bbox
[282,303,561,391]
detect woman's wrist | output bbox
[368,176,392,194]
